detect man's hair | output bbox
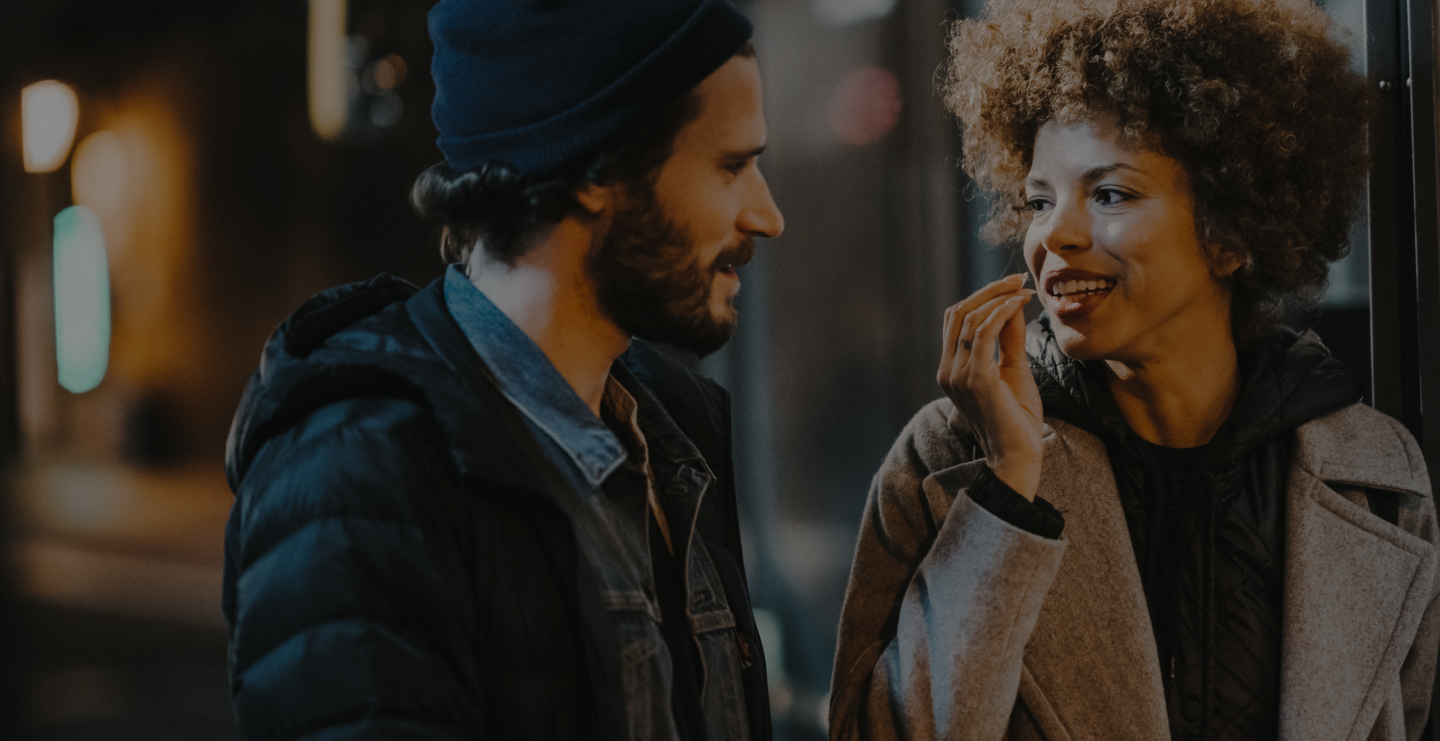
[944,0,1369,342]
[413,43,756,265]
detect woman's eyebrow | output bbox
[1024,163,1143,190]
[1080,162,1143,185]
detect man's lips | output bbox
[713,242,755,277]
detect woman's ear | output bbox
[574,181,613,216]
[1211,248,1247,279]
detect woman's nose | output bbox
[1038,198,1091,254]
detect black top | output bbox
[1125,435,1287,740]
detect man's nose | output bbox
[739,172,784,239]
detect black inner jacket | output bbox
[1026,317,1363,740]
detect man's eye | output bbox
[724,161,749,175]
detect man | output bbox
[221,0,784,738]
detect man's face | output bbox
[588,55,784,357]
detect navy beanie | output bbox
[429,0,754,176]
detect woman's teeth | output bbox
[1049,278,1116,297]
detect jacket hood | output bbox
[1026,315,1365,458]
[226,274,430,491]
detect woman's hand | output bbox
[938,273,1044,500]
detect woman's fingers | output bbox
[956,274,1028,317]
[998,293,1032,369]
[942,303,962,359]
[939,273,1035,393]
[968,294,1027,374]
[941,273,1030,358]
[957,288,1034,351]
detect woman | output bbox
[829,1,1439,739]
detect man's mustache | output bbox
[711,238,756,273]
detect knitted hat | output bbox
[429,0,754,176]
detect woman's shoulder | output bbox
[1295,402,1431,498]
[885,398,976,476]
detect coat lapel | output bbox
[1014,404,1434,741]
[1280,404,1437,741]
[1020,420,1171,740]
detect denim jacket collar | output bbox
[443,264,627,487]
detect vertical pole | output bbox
[0,57,21,741]
[1406,0,1440,734]
[1368,0,1422,431]
[1371,0,1440,734]
[1407,0,1440,495]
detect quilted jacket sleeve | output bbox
[224,396,481,740]
[828,400,1067,741]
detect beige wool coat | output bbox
[829,399,1440,741]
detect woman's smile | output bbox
[1042,268,1117,319]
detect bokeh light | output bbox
[812,0,896,26]
[52,206,112,394]
[370,91,402,128]
[373,54,407,90]
[827,67,903,146]
[307,0,348,141]
[22,80,80,173]
[71,130,133,239]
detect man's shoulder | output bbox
[227,274,477,489]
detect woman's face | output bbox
[1023,119,1233,363]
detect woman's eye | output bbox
[1095,188,1131,205]
[1026,198,1051,212]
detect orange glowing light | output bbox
[308,0,349,141]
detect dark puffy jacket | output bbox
[222,274,770,740]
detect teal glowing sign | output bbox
[53,206,110,393]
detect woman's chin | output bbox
[1051,322,1110,361]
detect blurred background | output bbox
[0,0,1414,738]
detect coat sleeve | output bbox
[1398,485,1440,741]
[225,397,482,740]
[829,400,1066,741]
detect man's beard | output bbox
[587,183,755,358]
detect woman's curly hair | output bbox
[945,0,1370,341]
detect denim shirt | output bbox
[444,265,750,741]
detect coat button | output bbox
[1182,700,1202,722]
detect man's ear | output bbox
[574,181,613,216]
